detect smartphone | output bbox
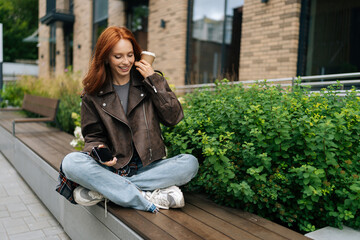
[91,147,113,163]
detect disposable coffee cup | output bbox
[141,51,156,65]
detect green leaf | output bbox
[350,183,360,193]
[303,178,310,185]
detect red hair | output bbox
[83,26,142,94]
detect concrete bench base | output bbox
[305,226,360,240]
[0,126,142,240]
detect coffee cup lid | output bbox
[141,51,156,57]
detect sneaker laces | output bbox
[88,190,107,218]
[148,189,170,208]
[89,190,104,200]
[104,198,108,218]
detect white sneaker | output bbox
[73,186,105,206]
[144,186,185,209]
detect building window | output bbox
[64,29,73,69]
[46,0,56,13]
[187,0,243,84]
[65,0,73,69]
[49,24,56,73]
[92,0,108,49]
[126,0,149,50]
[298,0,360,76]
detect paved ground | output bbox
[0,152,70,240]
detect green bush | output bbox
[0,82,27,107]
[56,93,81,134]
[0,73,82,134]
[162,80,360,233]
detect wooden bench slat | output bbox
[0,118,29,133]
[181,203,261,240]
[30,131,74,155]
[185,193,288,240]
[27,122,56,133]
[16,124,70,168]
[105,204,176,240]
[43,133,75,156]
[160,208,233,240]
[0,111,25,122]
[22,94,59,119]
[136,209,205,240]
[23,94,59,108]
[0,111,73,171]
[6,94,60,135]
[14,117,53,123]
[19,134,67,170]
[0,107,22,111]
[0,118,14,130]
[187,194,310,240]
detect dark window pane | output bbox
[46,0,56,13]
[93,20,108,49]
[49,24,56,72]
[188,0,243,84]
[126,0,149,50]
[92,0,108,49]
[94,0,108,23]
[302,0,360,75]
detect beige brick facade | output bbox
[108,0,126,27]
[147,0,188,86]
[73,0,93,76]
[239,0,301,81]
[55,22,66,76]
[38,0,50,78]
[55,0,66,76]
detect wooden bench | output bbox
[0,94,59,135]
[0,111,310,239]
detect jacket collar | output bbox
[97,69,147,119]
[97,68,143,97]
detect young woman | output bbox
[58,26,198,213]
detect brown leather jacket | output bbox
[81,70,183,169]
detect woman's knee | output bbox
[178,154,199,178]
[61,152,90,177]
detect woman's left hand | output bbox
[101,156,118,167]
[135,60,155,78]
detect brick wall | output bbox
[108,0,126,27]
[38,0,50,78]
[73,0,93,75]
[148,0,188,86]
[239,0,301,81]
[55,1,66,76]
[55,21,65,76]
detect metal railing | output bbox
[175,72,360,94]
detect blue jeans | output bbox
[61,152,199,212]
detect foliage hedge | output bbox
[0,72,82,134]
[0,82,26,108]
[162,80,360,233]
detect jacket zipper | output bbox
[148,77,167,105]
[142,102,152,161]
[147,78,158,93]
[101,108,134,167]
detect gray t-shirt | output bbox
[113,81,130,113]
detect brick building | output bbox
[38,0,360,86]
